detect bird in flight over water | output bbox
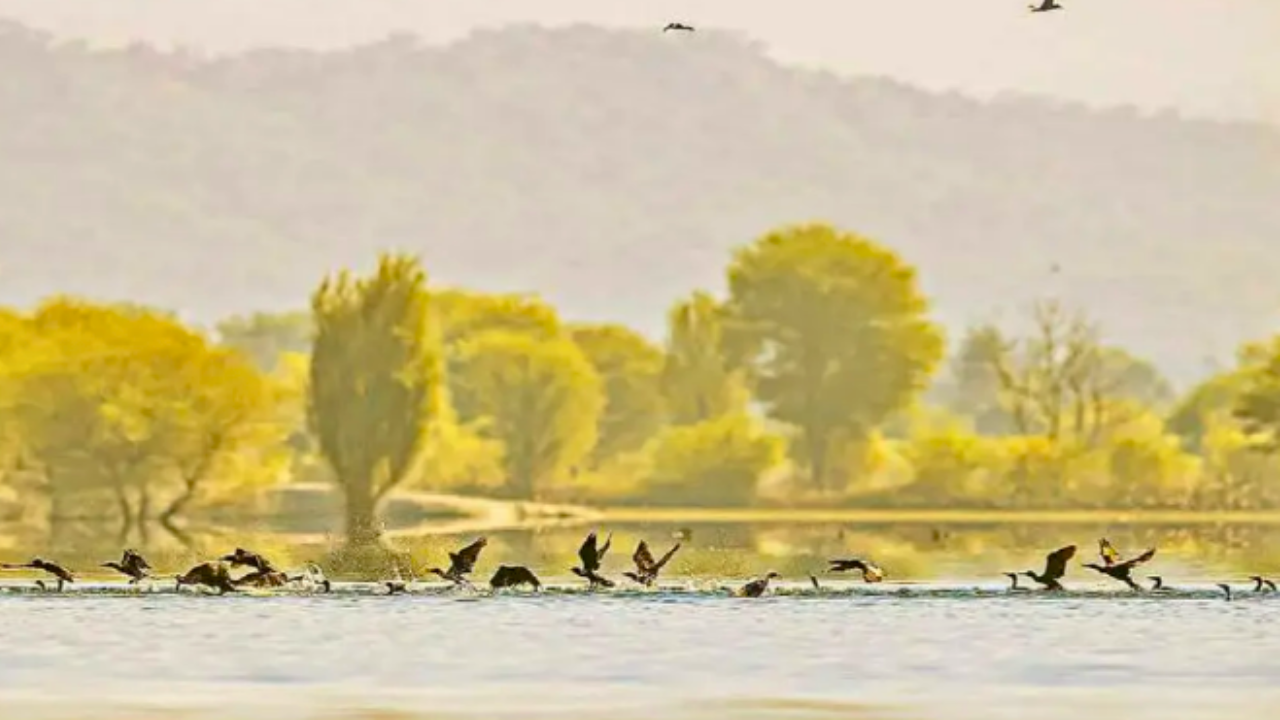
[663,22,695,32]
[1029,0,1063,12]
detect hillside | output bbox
[0,20,1277,384]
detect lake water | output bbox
[2,521,1279,720]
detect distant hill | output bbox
[0,20,1276,385]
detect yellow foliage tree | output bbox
[451,330,603,498]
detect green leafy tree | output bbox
[569,323,665,463]
[309,254,441,546]
[725,223,944,490]
[452,330,603,497]
[660,292,748,425]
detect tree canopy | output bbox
[725,223,944,491]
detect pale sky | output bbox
[1,0,1276,124]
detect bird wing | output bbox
[1044,545,1077,579]
[653,543,681,571]
[453,537,488,571]
[633,541,655,572]
[578,533,598,570]
[828,558,866,572]
[598,533,612,561]
[1115,548,1156,571]
[1098,539,1120,567]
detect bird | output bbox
[1022,545,1076,591]
[663,22,695,32]
[219,548,277,573]
[233,568,291,588]
[384,580,408,595]
[1249,576,1277,593]
[739,572,780,598]
[1083,540,1156,591]
[2,558,76,592]
[1217,583,1233,602]
[175,562,238,595]
[571,531,615,589]
[827,558,885,583]
[288,563,331,593]
[427,537,488,587]
[101,549,152,584]
[1148,576,1165,591]
[1096,539,1122,567]
[1029,0,1062,12]
[622,540,681,586]
[490,565,542,591]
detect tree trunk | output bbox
[160,480,197,525]
[343,484,382,547]
[115,486,135,539]
[806,424,828,492]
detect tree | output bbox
[159,346,291,527]
[452,330,603,497]
[10,300,197,531]
[725,223,944,490]
[1233,335,1280,451]
[309,254,441,546]
[215,311,313,371]
[641,413,784,506]
[432,289,561,348]
[2,298,293,538]
[660,292,748,425]
[977,301,1174,444]
[936,324,1018,435]
[569,323,665,463]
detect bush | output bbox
[639,413,784,506]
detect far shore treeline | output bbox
[2,223,1280,546]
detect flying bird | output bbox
[428,537,488,587]
[490,565,542,591]
[623,540,681,587]
[828,558,885,583]
[1084,540,1156,591]
[101,549,152,584]
[663,22,695,32]
[175,562,238,595]
[1029,0,1063,11]
[571,531,615,589]
[1022,545,1076,591]
[2,558,76,592]
[220,548,278,573]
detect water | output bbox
[2,521,1279,719]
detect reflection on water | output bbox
[3,520,1279,720]
[2,519,1278,583]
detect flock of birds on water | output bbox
[661,0,1064,33]
[1,534,1277,602]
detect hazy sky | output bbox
[1,0,1276,124]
